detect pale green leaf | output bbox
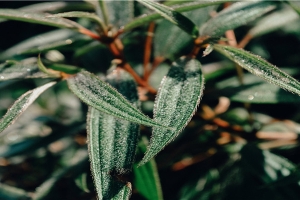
[49,11,105,30]
[140,57,204,165]
[124,1,223,32]
[87,69,139,199]
[137,0,198,38]
[0,29,84,61]
[0,81,56,134]
[67,71,166,128]
[200,1,276,37]
[249,7,299,38]
[133,137,163,200]
[0,183,31,200]
[0,9,84,30]
[287,1,300,16]
[0,59,50,81]
[214,44,300,97]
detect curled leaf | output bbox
[0,81,57,133]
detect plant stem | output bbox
[98,0,109,26]
[143,22,155,80]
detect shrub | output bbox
[0,1,300,199]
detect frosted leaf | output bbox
[0,81,56,133]
[140,57,204,165]
[214,44,300,97]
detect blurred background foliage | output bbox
[1,1,300,200]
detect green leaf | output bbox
[136,0,199,38]
[154,5,216,60]
[140,57,204,165]
[124,1,223,32]
[87,69,139,199]
[75,173,90,193]
[0,59,50,81]
[33,149,88,200]
[0,81,56,134]
[214,44,300,97]
[47,63,82,74]
[216,69,300,103]
[67,71,166,128]
[200,1,276,37]
[249,7,299,38]
[287,1,300,16]
[97,0,134,28]
[0,29,85,61]
[0,9,84,30]
[133,137,163,200]
[49,11,105,30]
[0,183,31,200]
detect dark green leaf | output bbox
[0,9,84,30]
[97,0,134,28]
[140,57,204,165]
[124,1,223,32]
[137,0,199,38]
[133,137,163,200]
[154,5,216,60]
[214,44,300,97]
[249,7,299,38]
[216,71,300,103]
[47,63,82,74]
[75,173,90,193]
[33,150,89,200]
[200,1,276,37]
[0,81,56,134]
[87,69,139,199]
[67,71,167,128]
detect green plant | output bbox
[1,0,300,199]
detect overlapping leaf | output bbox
[0,59,50,81]
[133,137,163,200]
[137,0,198,38]
[124,1,223,31]
[249,7,299,38]
[0,9,84,30]
[0,81,56,134]
[214,44,300,96]
[88,69,139,199]
[200,1,276,37]
[140,57,204,165]
[67,71,166,128]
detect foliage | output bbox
[0,1,300,199]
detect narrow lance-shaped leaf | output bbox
[49,11,105,30]
[214,44,300,96]
[0,9,84,31]
[88,68,139,199]
[136,0,199,38]
[124,1,225,31]
[133,137,163,200]
[0,81,56,133]
[140,57,204,165]
[200,1,276,37]
[67,71,166,128]
[249,7,299,38]
[0,59,51,81]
